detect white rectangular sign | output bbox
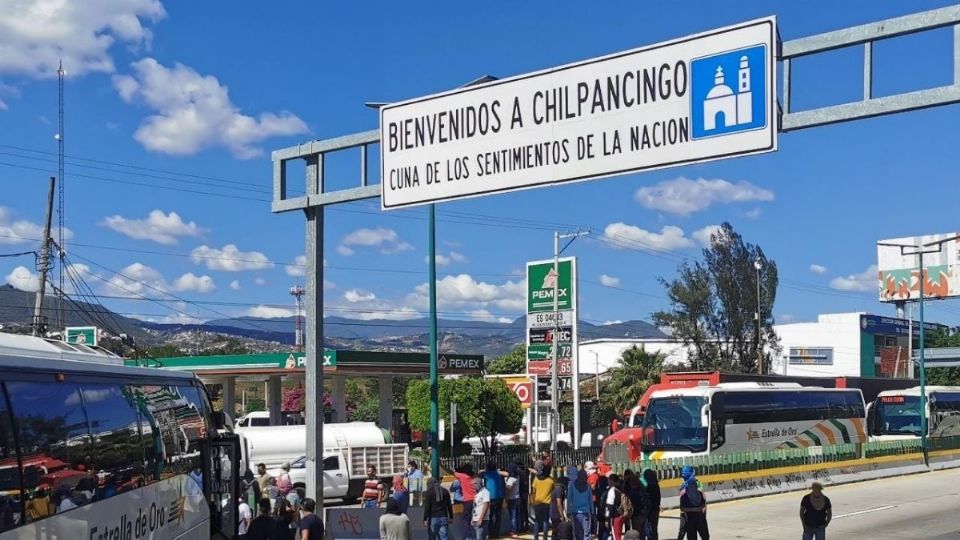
[878,232,960,302]
[528,310,576,329]
[381,17,777,209]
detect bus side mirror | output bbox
[211,411,226,430]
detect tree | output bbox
[405,377,523,452]
[245,397,265,415]
[598,346,665,419]
[927,328,960,385]
[653,222,780,373]
[147,344,181,358]
[487,344,526,374]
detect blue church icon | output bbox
[690,45,766,139]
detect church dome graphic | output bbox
[691,46,765,139]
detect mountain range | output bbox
[0,285,666,357]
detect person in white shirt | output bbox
[238,500,252,539]
[472,478,491,540]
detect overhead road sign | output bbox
[380,17,776,209]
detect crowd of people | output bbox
[236,452,834,540]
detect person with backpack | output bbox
[277,463,294,499]
[601,474,627,540]
[641,469,661,540]
[678,467,708,540]
[623,471,649,534]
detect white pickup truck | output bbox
[269,444,408,501]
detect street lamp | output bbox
[754,257,763,375]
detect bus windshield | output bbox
[875,395,921,435]
[643,396,708,452]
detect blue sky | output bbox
[2,0,960,331]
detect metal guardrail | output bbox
[603,436,960,481]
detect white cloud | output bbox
[599,274,620,287]
[603,223,693,251]
[602,320,624,326]
[0,207,73,244]
[5,265,39,292]
[829,264,878,292]
[634,177,774,215]
[468,309,513,324]
[344,289,376,303]
[102,209,203,245]
[340,227,413,255]
[409,274,526,312]
[171,272,216,293]
[190,244,273,272]
[286,255,307,276]
[245,305,294,319]
[102,262,166,298]
[113,58,308,158]
[744,207,763,219]
[0,0,165,79]
[229,280,241,291]
[427,251,468,266]
[254,277,267,286]
[692,225,722,248]
[809,264,827,275]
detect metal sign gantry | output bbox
[271,5,960,505]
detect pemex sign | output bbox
[527,259,575,313]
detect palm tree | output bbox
[600,346,665,417]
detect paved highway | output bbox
[655,468,960,538]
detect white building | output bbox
[770,312,943,378]
[578,337,690,376]
[577,312,943,380]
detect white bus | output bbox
[870,386,960,441]
[0,334,241,539]
[641,383,867,459]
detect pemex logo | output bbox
[540,268,558,290]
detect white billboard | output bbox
[381,17,777,209]
[877,232,960,302]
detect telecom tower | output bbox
[290,285,305,352]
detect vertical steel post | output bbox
[304,155,325,514]
[919,249,928,461]
[429,204,440,480]
[550,232,560,451]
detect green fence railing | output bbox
[605,436,960,481]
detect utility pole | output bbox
[754,256,763,374]
[32,176,56,336]
[550,230,587,451]
[56,60,65,336]
[290,285,305,352]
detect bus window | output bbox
[6,381,92,516]
[0,383,20,532]
[875,396,921,435]
[176,385,210,486]
[931,392,960,436]
[642,396,708,453]
[80,384,146,500]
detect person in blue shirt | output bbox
[483,462,506,538]
[568,468,594,540]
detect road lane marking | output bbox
[833,505,896,519]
